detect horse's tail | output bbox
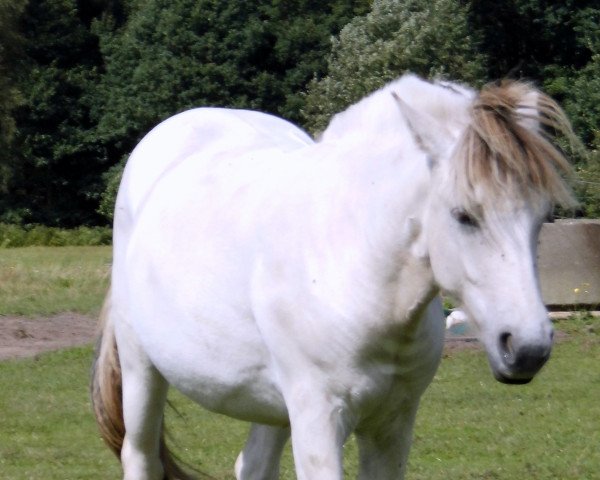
[91,288,194,480]
[91,288,124,458]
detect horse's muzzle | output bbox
[492,332,553,385]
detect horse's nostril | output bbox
[499,332,515,363]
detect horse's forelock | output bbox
[451,81,577,211]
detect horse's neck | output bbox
[307,134,437,324]
[311,74,474,322]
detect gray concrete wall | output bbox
[538,220,600,308]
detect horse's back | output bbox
[113,108,313,264]
[117,108,312,223]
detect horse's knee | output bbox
[121,435,164,480]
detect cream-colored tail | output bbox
[91,289,194,479]
[91,289,124,458]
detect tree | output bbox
[560,7,600,147]
[563,17,600,217]
[3,0,112,226]
[468,0,597,81]
[0,0,27,195]
[302,0,487,133]
[574,146,600,219]
[94,0,370,153]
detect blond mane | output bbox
[453,81,577,210]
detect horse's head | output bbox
[398,81,576,384]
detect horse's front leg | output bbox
[234,423,290,480]
[284,383,351,480]
[355,404,420,480]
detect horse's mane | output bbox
[453,81,577,210]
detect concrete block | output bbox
[538,220,600,308]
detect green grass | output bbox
[0,347,120,479]
[410,315,600,479]
[0,246,111,316]
[0,317,598,479]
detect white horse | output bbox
[92,74,576,480]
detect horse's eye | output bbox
[452,208,479,228]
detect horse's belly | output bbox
[134,310,289,425]
[176,371,289,426]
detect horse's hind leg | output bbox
[235,424,290,480]
[119,334,169,480]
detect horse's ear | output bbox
[391,92,452,164]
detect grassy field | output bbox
[0,246,111,316]
[0,247,599,479]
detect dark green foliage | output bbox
[468,1,596,80]
[468,1,600,147]
[561,11,600,147]
[97,159,124,221]
[93,0,371,162]
[0,0,598,224]
[0,0,27,192]
[574,147,600,219]
[4,0,109,226]
[302,0,487,133]
[0,223,112,247]
[564,44,600,218]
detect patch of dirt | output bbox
[0,313,98,360]
[443,336,482,356]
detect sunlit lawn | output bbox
[0,246,111,316]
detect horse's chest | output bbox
[351,318,445,414]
